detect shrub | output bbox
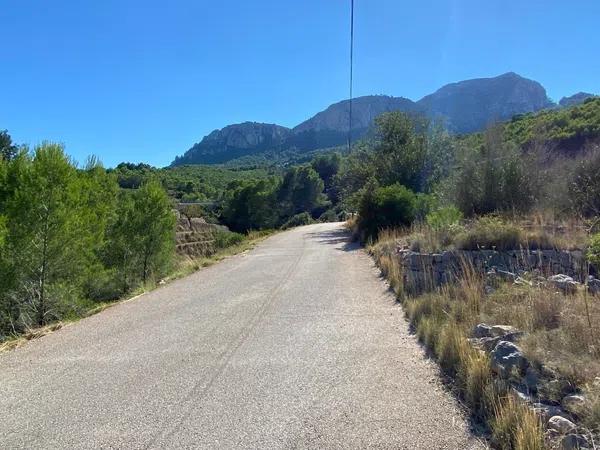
[450,127,538,216]
[569,149,600,217]
[281,212,314,230]
[214,230,245,249]
[588,232,600,269]
[358,183,416,240]
[456,217,522,251]
[436,323,467,376]
[426,205,463,231]
[318,209,339,223]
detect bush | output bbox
[456,217,522,251]
[450,127,538,216]
[588,233,600,269]
[358,183,417,240]
[214,230,245,249]
[569,149,600,217]
[318,209,339,223]
[426,205,463,231]
[281,212,314,230]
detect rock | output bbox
[515,276,533,286]
[549,274,579,294]
[533,403,567,422]
[490,325,520,337]
[484,285,496,295]
[491,341,528,377]
[524,366,540,391]
[587,276,600,295]
[562,395,586,414]
[476,329,524,352]
[497,269,517,281]
[512,386,532,403]
[561,433,590,449]
[548,415,577,434]
[473,323,493,338]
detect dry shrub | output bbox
[581,383,600,433]
[416,315,443,353]
[459,347,495,420]
[406,222,459,253]
[456,217,523,251]
[436,323,468,376]
[491,395,544,450]
[370,229,407,295]
[483,282,600,388]
[377,253,403,294]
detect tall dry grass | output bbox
[371,222,599,449]
[374,214,590,255]
[492,395,544,450]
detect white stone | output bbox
[548,415,576,434]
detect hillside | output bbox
[504,96,600,152]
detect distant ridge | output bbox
[172,73,595,166]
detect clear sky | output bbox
[1,0,599,167]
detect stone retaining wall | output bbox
[398,248,591,294]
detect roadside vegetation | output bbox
[2,97,600,446]
[355,100,600,449]
[0,131,340,344]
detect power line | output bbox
[347,0,354,154]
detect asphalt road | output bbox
[0,223,485,449]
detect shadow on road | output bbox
[305,227,359,252]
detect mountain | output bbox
[172,122,292,165]
[172,73,590,166]
[417,72,553,133]
[559,92,597,108]
[294,95,421,134]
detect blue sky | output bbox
[1,0,599,167]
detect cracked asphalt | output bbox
[0,222,485,449]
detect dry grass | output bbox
[371,223,599,448]
[0,322,64,353]
[372,214,591,255]
[482,284,600,387]
[402,287,545,448]
[492,395,544,450]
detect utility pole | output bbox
[348,0,354,154]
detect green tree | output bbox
[449,127,537,215]
[6,144,88,326]
[373,112,428,192]
[310,152,342,196]
[0,130,18,161]
[278,165,325,217]
[222,178,280,232]
[78,157,120,299]
[130,180,176,284]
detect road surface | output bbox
[0,223,484,449]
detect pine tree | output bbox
[7,144,86,325]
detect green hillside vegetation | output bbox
[110,162,272,202]
[506,97,600,149]
[458,97,600,153]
